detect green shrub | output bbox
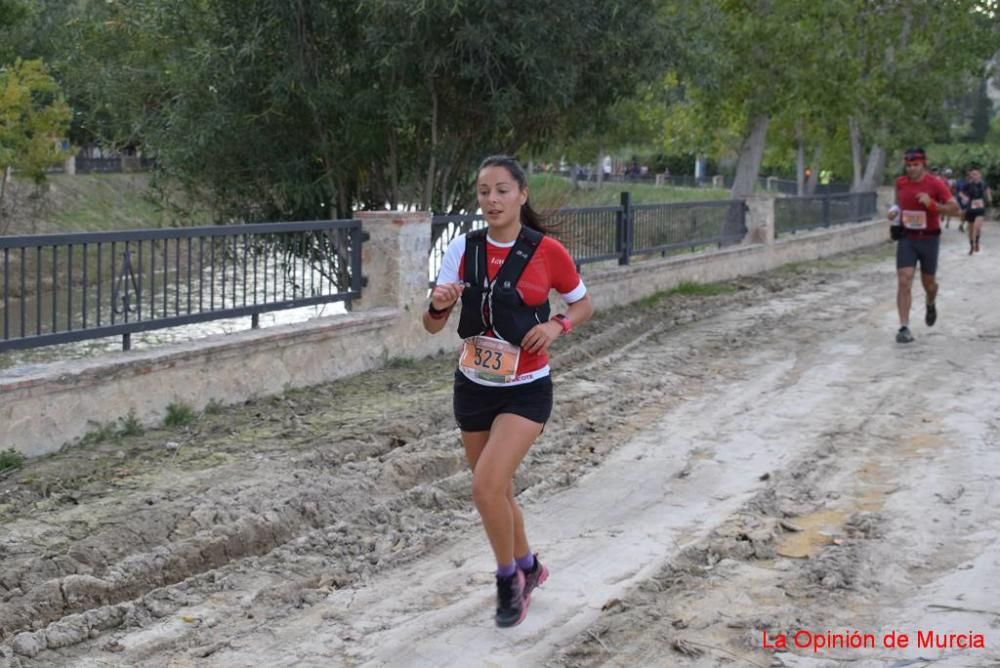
[637,281,734,307]
[164,401,196,427]
[79,421,117,446]
[0,448,25,473]
[670,281,735,297]
[117,410,144,437]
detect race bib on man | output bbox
[901,210,927,229]
[971,199,985,209]
[459,336,521,384]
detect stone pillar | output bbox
[64,155,76,175]
[766,176,778,192]
[712,175,724,189]
[354,211,430,312]
[744,197,775,245]
[354,210,461,360]
[876,186,894,217]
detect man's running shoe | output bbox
[896,326,914,344]
[495,570,527,628]
[522,555,549,602]
[925,303,937,327]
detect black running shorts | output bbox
[453,370,553,432]
[965,208,986,223]
[896,236,940,275]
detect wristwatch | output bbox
[552,314,572,335]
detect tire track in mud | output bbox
[0,244,897,665]
[550,235,1000,667]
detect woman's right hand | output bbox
[431,282,464,310]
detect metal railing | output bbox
[1,220,363,352]
[568,172,710,188]
[76,157,124,174]
[760,177,851,196]
[629,198,746,258]
[428,214,489,284]
[430,195,747,283]
[774,192,878,237]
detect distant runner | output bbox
[887,148,961,344]
[959,167,992,255]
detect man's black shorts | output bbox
[896,235,940,275]
[453,370,553,432]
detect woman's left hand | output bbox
[521,321,563,355]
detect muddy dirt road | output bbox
[2,226,999,667]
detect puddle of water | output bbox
[855,460,894,512]
[776,510,848,559]
[901,432,944,454]
[777,431,950,559]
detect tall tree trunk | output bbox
[0,166,10,235]
[388,130,399,210]
[849,117,864,192]
[795,120,806,196]
[730,114,769,199]
[422,83,438,212]
[805,146,822,195]
[860,144,886,192]
[336,177,349,220]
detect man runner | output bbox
[887,148,961,344]
[959,167,992,254]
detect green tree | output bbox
[641,1,842,198]
[47,0,665,223]
[0,58,72,233]
[643,0,997,195]
[0,0,29,63]
[842,1,997,191]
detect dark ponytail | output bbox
[478,155,551,235]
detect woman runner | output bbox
[422,155,594,627]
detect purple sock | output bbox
[515,552,535,572]
[496,561,517,578]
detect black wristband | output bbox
[428,302,451,315]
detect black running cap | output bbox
[904,148,927,163]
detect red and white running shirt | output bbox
[436,232,587,386]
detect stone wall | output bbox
[0,192,893,458]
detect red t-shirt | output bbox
[895,174,954,235]
[437,233,586,382]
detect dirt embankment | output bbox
[3,229,998,667]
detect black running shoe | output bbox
[495,570,527,628]
[925,303,937,327]
[896,326,914,343]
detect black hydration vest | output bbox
[963,181,987,208]
[457,227,550,343]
